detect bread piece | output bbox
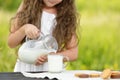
[75,73,89,78]
[101,69,112,79]
[111,71,120,79]
[89,73,100,78]
[112,71,120,74]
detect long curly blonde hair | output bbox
[11,0,80,50]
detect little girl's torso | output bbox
[14,10,56,72]
[41,10,56,35]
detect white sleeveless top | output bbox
[14,11,56,72]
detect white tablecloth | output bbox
[22,70,120,80]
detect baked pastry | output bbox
[75,73,89,78]
[101,69,112,79]
[89,73,100,78]
[111,71,120,79]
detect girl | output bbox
[8,0,79,72]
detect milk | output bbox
[48,54,64,73]
[18,49,55,64]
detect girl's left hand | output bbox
[35,55,47,66]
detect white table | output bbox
[22,70,120,80]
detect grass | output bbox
[68,11,120,70]
[69,26,119,70]
[0,0,120,71]
[0,10,17,71]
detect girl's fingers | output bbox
[35,61,43,66]
[26,28,40,39]
[32,30,40,39]
[35,59,44,66]
[27,32,33,38]
[38,57,46,62]
[35,56,47,66]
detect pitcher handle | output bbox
[25,32,45,42]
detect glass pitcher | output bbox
[18,33,58,64]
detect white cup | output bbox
[48,54,69,73]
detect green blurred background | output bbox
[0,0,120,71]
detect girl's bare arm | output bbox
[8,1,40,48]
[8,1,26,48]
[58,34,78,61]
[8,25,26,48]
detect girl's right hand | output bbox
[24,24,40,39]
[35,55,47,66]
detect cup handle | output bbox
[63,56,69,68]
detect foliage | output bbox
[0,0,21,11]
[75,0,120,12]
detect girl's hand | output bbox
[24,24,40,39]
[35,55,47,66]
